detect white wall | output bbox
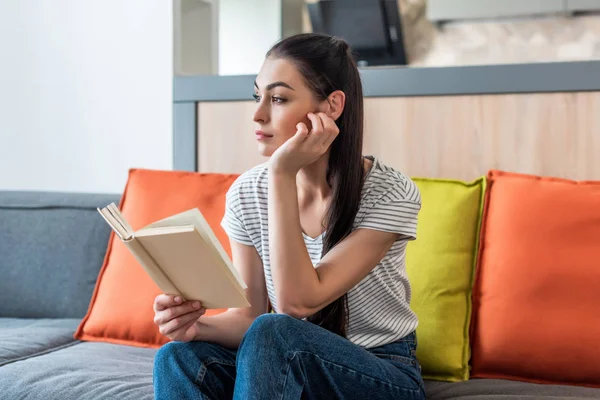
[218,0,282,75]
[0,0,172,194]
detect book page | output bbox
[141,208,247,289]
[107,203,134,235]
[136,229,250,309]
[124,238,181,297]
[97,207,128,240]
[97,202,134,240]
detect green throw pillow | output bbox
[407,177,486,382]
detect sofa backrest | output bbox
[0,190,120,318]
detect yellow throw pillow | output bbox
[407,177,486,381]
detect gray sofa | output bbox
[1,190,599,400]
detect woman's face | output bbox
[252,57,322,157]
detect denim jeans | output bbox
[153,313,425,400]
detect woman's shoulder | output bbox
[364,156,421,205]
[227,161,270,198]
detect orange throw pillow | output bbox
[75,169,239,348]
[471,170,600,388]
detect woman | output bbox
[153,33,425,400]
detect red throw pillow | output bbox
[470,170,600,388]
[75,169,239,348]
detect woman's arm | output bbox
[267,112,418,319]
[268,169,400,319]
[192,238,269,349]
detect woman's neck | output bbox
[296,153,331,203]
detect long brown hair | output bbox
[266,33,365,337]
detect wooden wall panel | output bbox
[573,92,600,180]
[197,101,268,173]
[197,92,600,180]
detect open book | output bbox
[97,203,250,309]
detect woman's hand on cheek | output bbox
[269,112,340,175]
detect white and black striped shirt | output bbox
[220,155,421,348]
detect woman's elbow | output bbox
[278,307,305,319]
[276,298,314,319]
[275,287,323,319]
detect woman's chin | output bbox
[257,142,276,157]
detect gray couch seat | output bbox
[424,378,600,400]
[0,318,80,366]
[0,341,156,400]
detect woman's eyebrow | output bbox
[254,80,295,91]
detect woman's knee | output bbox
[239,313,301,355]
[154,341,192,372]
[246,313,298,338]
[154,341,237,398]
[154,340,219,374]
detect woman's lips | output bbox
[255,130,273,140]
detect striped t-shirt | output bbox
[220,155,421,348]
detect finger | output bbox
[154,294,182,312]
[317,112,339,146]
[158,307,205,335]
[156,300,202,324]
[154,300,203,324]
[295,122,309,140]
[318,112,339,135]
[323,129,339,149]
[168,317,200,341]
[306,113,323,138]
[159,308,205,336]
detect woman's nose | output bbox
[253,102,268,123]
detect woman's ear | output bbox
[325,90,346,121]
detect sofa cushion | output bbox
[407,177,485,382]
[75,169,238,348]
[470,170,600,388]
[0,190,120,318]
[0,341,155,400]
[424,378,600,399]
[0,318,80,366]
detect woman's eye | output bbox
[253,94,286,104]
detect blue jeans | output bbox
[153,314,425,399]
